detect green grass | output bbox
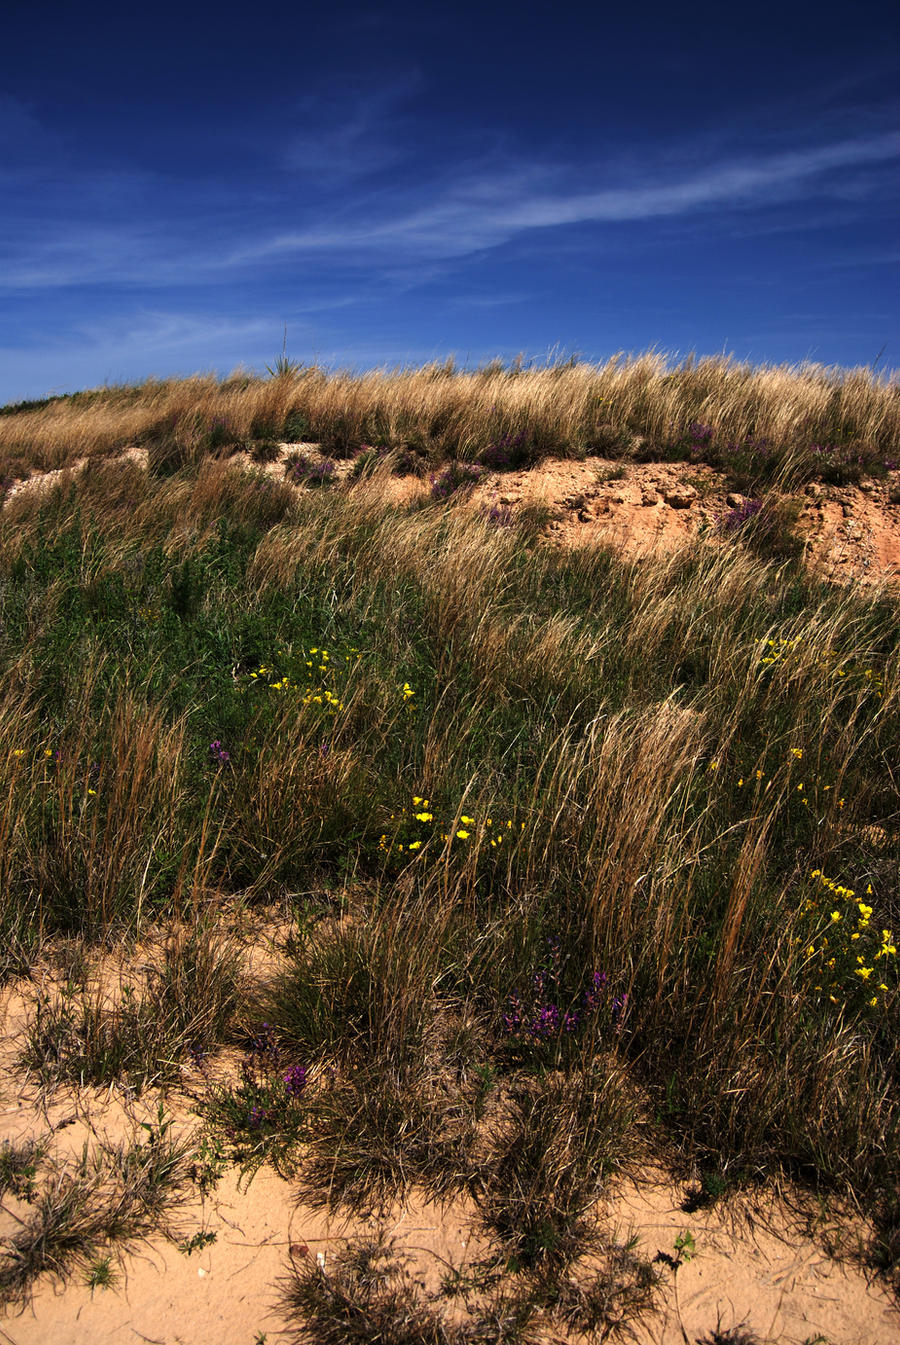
[0,422,898,1324]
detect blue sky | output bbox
[2,0,898,403]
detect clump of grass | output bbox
[0,1121,192,1305]
[296,1066,477,1214]
[695,1327,763,1345]
[268,905,444,1071]
[84,1253,119,1292]
[475,1067,634,1272]
[0,1139,46,1201]
[350,445,422,479]
[280,1234,452,1345]
[281,1233,540,1345]
[542,1237,661,1341]
[21,923,243,1092]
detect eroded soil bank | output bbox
[7,443,900,585]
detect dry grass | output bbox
[1,353,897,484]
[0,1126,193,1306]
[0,369,898,1330]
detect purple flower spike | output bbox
[284,1064,308,1098]
[583,970,608,1014]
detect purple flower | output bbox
[209,739,231,765]
[611,992,629,1031]
[529,1003,560,1038]
[719,498,763,534]
[284,1064,308,1099]
[481,502,515,527]
[583,970,608,1014]
[429,462,484,501]
[285,452,336,485]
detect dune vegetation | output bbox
[0,355,898,1340]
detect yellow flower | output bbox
[855,967,873,980]
[412,796,423,805]
[791,747,803,759]
[830,911,841,923]
[12,749,24,757]
[460,815,475,825]
[455,829,470,840]
[414,812,433,823]
[408,840,422,851]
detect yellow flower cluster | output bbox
[759,636,884,697]
[378,796,523,859]
[760,636,799,666]
[801,869,896,1009]
[244,644,356,715]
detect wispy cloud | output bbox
[281,75,421,183]
[239,130,900,264]
[3,108,898,299]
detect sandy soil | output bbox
[8,443,900,587]
[1,966,897,1345]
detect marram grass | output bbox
[0,367,898,1321]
